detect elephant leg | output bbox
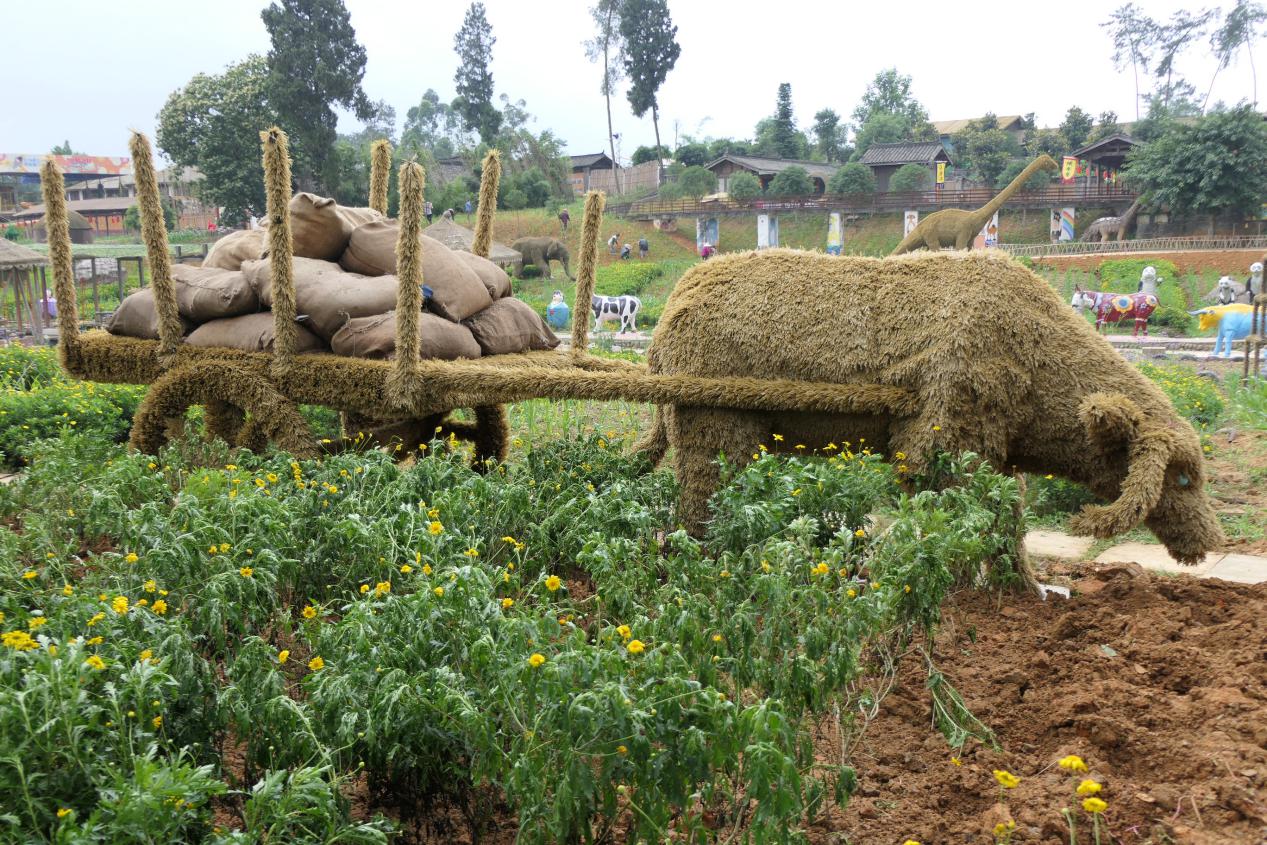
[562,259,574,281]
[670,406,766,537]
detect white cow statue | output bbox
[591,294,641,334]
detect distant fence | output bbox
[607,185,1137,219]
[1000,236,1267,258]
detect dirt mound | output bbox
[823,566,1267,844]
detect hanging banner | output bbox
[756,214,779,249]
[936,161,946,184]
[1061,156,1077,184]
[695,217,719,253]
[826,212,842,255]
[903,210,919,236]
[1060,207,1076,241]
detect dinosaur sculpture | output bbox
[1079,197,1143,243]
[634,248,1222,567]
[890,155,1059,254]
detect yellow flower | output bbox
[616,624,631,640]
[139,649,153,662]
[152,715,163,729]
[86,636,103,645]
[62,584,74,597]
[57,808,71,819]
[219,543,230,553]
[1081,797,1107,814]
[528,652,546,668]
[2,630,39,651]
[400,564,413,574]
[422,563,432,575]
[932,425,941,431]
[950,757,962,766]
[1076,779,1102,796]
[992,820,1016,837]
[854,528,866,538]
[464,548,479,557]
[846,588,857,598]
[761,560,771,572]
[238,567,253,578]
[1045,474,1054,480]
[208,545,217,555]
[545,575,562,592]
[812,562,829,576]
[302,606,317,619]
[28,616,48,629]
[617,745,627,755]
[626,639,646,655]
[84,655,106,670]
[902,841,922,845]
[375,581,391,596]
[501,598,515,610]
[143,580,156,593]
[433,586,445,597]
[152,599,168,615]
[720,568,732,578]
[112,596,129,615]
[1058,755,1088,773]
[428,521,444,535]
[993,769,1020,789]
[359,584,370,594]
[772,433,784,441]
[21,570,37,580]
[278,649,290,664]
[904,584,912,593]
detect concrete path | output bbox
[1027,530,1267,584]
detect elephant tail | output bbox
[631,405,669,467]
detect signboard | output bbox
[1061,156,1077,184]
[936,161,946,184]
[1050,209,1063,243]
[695,217,719,253]
[903,210,919,236]
[756,214,779,249]
[1060,207,1076,241]
[0,153,132,176]
[827,212,842,255]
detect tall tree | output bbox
[261,0,372,193]
[1207,1,1267,108]
[620,0,680,157]
[50,141,79,155]
[157,56,277,226]
[401,89,471,158]
[1151,8,1217,108]
[1127,104,1267,227]
[851,68,931,131]
[812,109,847,162]
[1102,4,1157,120]
[453,2,501,145]
[1059,106,1095,150]
[585,0,626,193]
[771,83,800,158]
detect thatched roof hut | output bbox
[0,239,51,334]
[424,217,521,268]
[0,239,48,270]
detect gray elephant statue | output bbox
[510,237,573,280]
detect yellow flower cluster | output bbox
[2,630,39,651]
[544,575,561,592]
[528,652,546,668]
[626,639,646,655]
[1058,755,1088,773]
[993,769,1020,789]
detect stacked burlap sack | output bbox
[108,193,557,360]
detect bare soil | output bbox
[1036,250,1263,275]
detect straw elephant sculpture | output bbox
[634,249,1223,566]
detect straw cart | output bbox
[44,129,914,465]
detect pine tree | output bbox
[620,0,681,157]
[453,2,501,145]
[772,83,798,158]
[261,0,371,193]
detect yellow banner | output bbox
[1061,156,1077,183]
[936,162,946,184]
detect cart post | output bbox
[369,139,392,215]
[128,131,183,365]
[388,160,425,405]
[472,150,501,259]
[261,128,298,380]
[572,190,605,356]
[39,160,79,367]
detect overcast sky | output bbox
[6,0,1261,162]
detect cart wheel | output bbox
[130,362,316,458]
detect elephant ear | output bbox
[1079,392,1143,455]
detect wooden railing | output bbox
[607,185,1137,218]
[1000,236,1267,258]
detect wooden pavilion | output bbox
[0,239,51,338]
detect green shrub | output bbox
[828,162,875,195]
[727,171,762,199]
[594,262,662,297]
[0,374,143,467]
[768,165,814,196]
[677,166,718,199]
[1027,473,1098,519]
[1139,363,1225,430]
[995,158,1055,191]
[889,163,931,192]
[3,225,20,241]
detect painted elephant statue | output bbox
[1191,304,1254,357]
[511,237,573,281]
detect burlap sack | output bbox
[339,221,492,321]
[203,229,265,271]
[106,288,196,340]
[331,311,481,361]
[186,312,326,354]
[337,205,383,230]
[243,257,397,340]
[285,194,387,261]
[171,264,259,322]
[462,297,560,356]
[454,250,512,299]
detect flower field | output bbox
[0,344,1264,843]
